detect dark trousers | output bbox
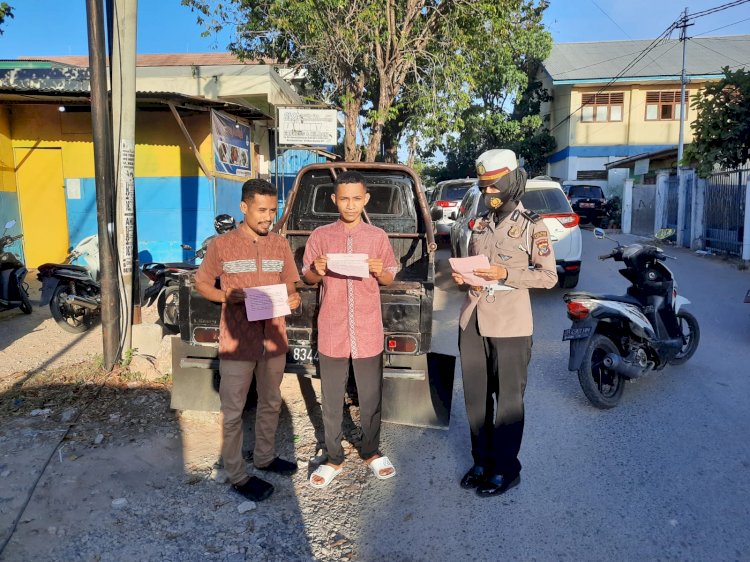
[319,353,383,465]
[459,310,532,477]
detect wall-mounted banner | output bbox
[278,107,338,146]
[212,109,252,177]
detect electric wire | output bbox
[550,22,677,133]
[693,15,750,36]
[687,0,750,20]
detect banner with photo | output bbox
[212,109,252,177]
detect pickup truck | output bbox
[171,162,454,428]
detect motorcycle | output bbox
[562,228,700,408]
[0,220,32,315]
[141,214,236,333]
[38,235,101,333]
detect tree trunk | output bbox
[406,134,417,168]
[343,77,365,162]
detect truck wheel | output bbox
[158,285,180,334]
[560,272,580,289]
[49,285,91,333]
[577,334,624,409]
[668,310,700,365]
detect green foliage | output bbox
[182,0,553,163]
[0,2,13,35]
[684,67,750,178]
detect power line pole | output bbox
[677,7,691,167]
[111,0,138,347]
[86,0,121,370]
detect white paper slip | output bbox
[244,284,291,322]
[448,254,493,287]
[327,253,369,278]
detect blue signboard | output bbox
[212,109,252,177]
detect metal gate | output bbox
[666,173,693,247]
[703,168,747,256]
[631,184,656,236]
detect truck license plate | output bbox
[563,327,592,341]
[287,345,318,364]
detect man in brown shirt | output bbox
[452,149,557,497]
[195,179,301,502]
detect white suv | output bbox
[450,177,583,288]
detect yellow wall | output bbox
[8,104,213,179]
[569,82,705,148]
[0,106,16,192]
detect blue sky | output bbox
[1,0,749,59]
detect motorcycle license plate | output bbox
[579,202,595,208]
[287,345,318,365]
[563,327,592,341]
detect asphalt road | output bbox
[354,230,750,562]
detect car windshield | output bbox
[442,183,473,201]
[477,188,572,215]
[570,186,604,198]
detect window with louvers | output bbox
[645,90,688,121]
[581,92,624,122]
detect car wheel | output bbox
[560,271,580,289]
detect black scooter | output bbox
[0,220,32,315]
[562,228,700,408]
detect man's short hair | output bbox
[334,170,368,192]
[241,178,277,202]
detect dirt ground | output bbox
[0,277,370,561]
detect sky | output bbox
[1,0,750,60]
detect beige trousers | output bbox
[219,354,286,484]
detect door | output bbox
[15,147,69,268]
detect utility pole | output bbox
[86,0,121,370]
[675,7,693,247]
[677,7,690,167]
[111,0,138,346]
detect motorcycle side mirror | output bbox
[195,248,206,259]
[4,220,16,230]
[594,227,605,239]
[181,244,194,251]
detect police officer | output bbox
[452,149,558,497]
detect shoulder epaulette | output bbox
[522,209,541,223]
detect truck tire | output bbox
[560,271,580,289]
[577,334,624,409]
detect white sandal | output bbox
[367,456,396,480]
[309,464,343,489]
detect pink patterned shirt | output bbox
[302,220,399,359]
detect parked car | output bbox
[567,184,607,226]
[429,178,477,237]
[450,177,583,288]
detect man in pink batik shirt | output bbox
[302,171,400,489]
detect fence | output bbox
[702,168,748,256]
[631,184,656,236]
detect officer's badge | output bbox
[508,224,522,238]
[488,196,503,209]
[536,239,551,256]
[477,163,486,175]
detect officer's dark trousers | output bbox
[319,353,383,465]
[459,309,532,477]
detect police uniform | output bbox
[458,149,558,496]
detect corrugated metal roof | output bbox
[18,53,275,68]
[544,35,750,83]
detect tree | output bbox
[684,67,750,178]
[0,3,14,35]
[182,0,551,162]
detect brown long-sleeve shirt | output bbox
[459,203,558,338]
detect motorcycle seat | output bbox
[567,291,642,306]
[48,263,88,273]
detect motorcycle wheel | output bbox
[577,334,625,409]
[49,284,92,333]
[158,285,180,334]
[668,310,700,365]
